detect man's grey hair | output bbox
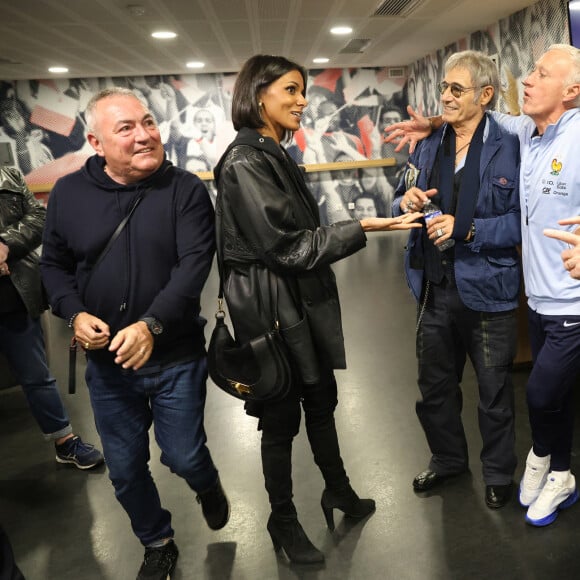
[547,44,580,107]
[85,87,144,134]
[444,50,500,110]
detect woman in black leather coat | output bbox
[213,55,421,564]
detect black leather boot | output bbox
[321,485,376,530]
[305,393,350,490]
[305,404,375,530]
[267,513,325,564]
[262,436,324,564]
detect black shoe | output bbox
[412,468,465,492]
[321,486,376,531]
[196,477,230,530]
[137,540,178,579]
[267,514,325,564]
[485,483,513,509]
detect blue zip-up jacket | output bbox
[393,113,521,312]
[40,154,215,370]
[493,109,580,315]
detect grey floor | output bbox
[2,231,579,580]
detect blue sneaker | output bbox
[55,435,104,470]
[525,471,578,526]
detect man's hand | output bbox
[399,187,438,214]
[73,312,111,351]
[109,321,154,371]
[426,214,455,249]
[383,105,432,154]
[0,241,10,276]
[544,216,580,280]
[0,241,9,263]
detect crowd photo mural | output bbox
[0,0,570,223]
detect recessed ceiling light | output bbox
[313,58,330,64]
[48,66,69,74]
[330,26,352,35]
[186,61,205,69]
[151,31,177,39]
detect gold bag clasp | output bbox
[228,380,252,395]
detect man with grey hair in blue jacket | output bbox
[392,50,521,510]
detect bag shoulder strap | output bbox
[93,195,143,271]
[89,165,172,276]
[215,213,279,328]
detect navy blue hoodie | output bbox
[41,154,215,370]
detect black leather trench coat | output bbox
[0,167,47,319]
[214,128,367,384]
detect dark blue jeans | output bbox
[526,308,580,471]
[0,312,71,440]
[86,357,218,546]
[416,281,517,485]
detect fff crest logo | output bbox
[551,158,563,175]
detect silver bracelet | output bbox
[68,312,82,328]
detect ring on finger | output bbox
[407,200,415,209]
[436,228,444,237]
[84,341,90,349]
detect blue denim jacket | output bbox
[393,113,522,312]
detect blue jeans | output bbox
[416,280,517,484]
[0,312,71,440]
[86,357,218,546]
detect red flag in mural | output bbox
[30,83,77,137]
[357,114,375,159]
[312,69,343,93]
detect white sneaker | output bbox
[525,470,579,527]
[518,448,550,507]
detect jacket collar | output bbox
[214,127,285,181]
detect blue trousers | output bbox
[416,281,517,485]
[0,312,71,440]
[526,308,580,471]
[86,357,218,546]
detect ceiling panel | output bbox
[0,0,541,80]
[209,0,249,20]
[260,21,291,42]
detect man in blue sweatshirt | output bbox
[40,87,229,579]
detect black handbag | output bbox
[207,239,292,401]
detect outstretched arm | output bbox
[360,211,423,232]
[383,105,442,154]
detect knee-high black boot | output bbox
[261,436,324,564]
[305,411,376,530]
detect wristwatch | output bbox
[466,221,476,242]
[140,316,164,336]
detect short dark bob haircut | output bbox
[231,54,307,137]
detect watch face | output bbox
[150,320,163,335]
[144,317,163,335]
